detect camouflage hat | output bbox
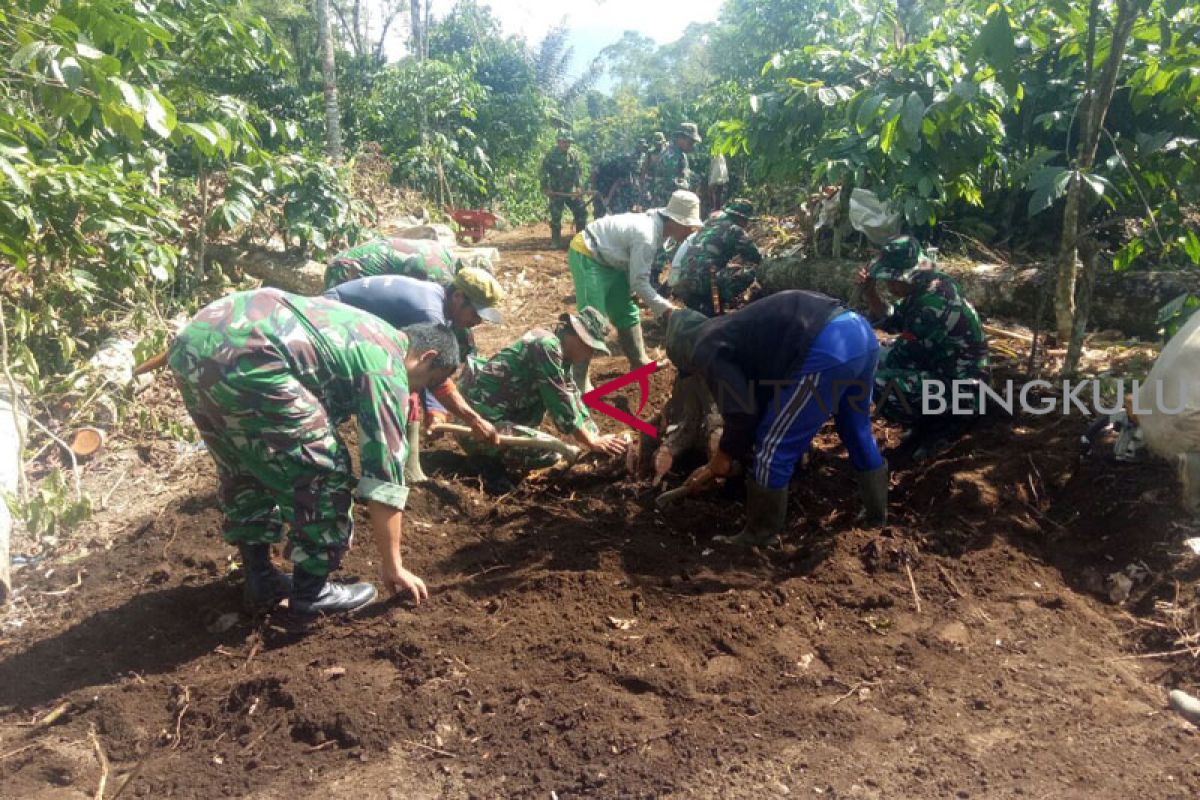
[452,266,505,323]
[674,122,702,143]
[665,308,709,372]
[723,198,756,221]
[867,234,927,283]
[562,308,611,355]
[652,132,667,145]
[557,130,575,142]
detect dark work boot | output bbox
[715,479,788,548]
[238,543,292,611]
[550,223,562,249]
[290,568,377,615]
[855,460,889,527]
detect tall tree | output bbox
[316,0,343,159]
[1055,0,1148,354]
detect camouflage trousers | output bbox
[457,425,565,471]
[549,196,588,230]
[673,264,757,317]
[169,357,355,579]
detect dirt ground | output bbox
[3,224,1200,799]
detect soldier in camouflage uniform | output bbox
[861,234,990,460]
[541,131,589,248]
[672,198,763,316]
[591,153,640,219]
[648,123,701,207]
[324,237,457,290]
[639,132,667,207]
[168,289,459,614]
[456,308,627,492]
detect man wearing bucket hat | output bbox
[457,307,628,493]
[664,292,888,547]
[324,268,506,480]
[672,198,764,317]
[568,190,704,391]
[541,130,589,249]
[649,123,701,207]
[858,234,990,461]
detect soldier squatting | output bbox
[167,126,992,615]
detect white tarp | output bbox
[1134,309,1200,511]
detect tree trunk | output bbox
[1064,237,1100,374]
[1053,0,1144,346]
[759,254,1198,339]
[410,0,423,61]
[316,0,342,161]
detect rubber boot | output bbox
[550,223,562,249]
[404,422,429,484]
[855,460,889,527]
[238,543,292,611]
[716,479,788,548]
[290,568,377,615]
[616,323,651,369]
[571,359,593,395]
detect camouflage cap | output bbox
[452,266,505,323]
[562,307,611,355]
[867,234,927,283]
[557,130,575,142]
[723,198,756,221]
[652,132,667,145]
[674,122,702,143]
[665,308,709,372]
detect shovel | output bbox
[429,423,583,465]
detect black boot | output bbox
[550,223,562,249]
[290,568,377,615]
[238,543,292,611]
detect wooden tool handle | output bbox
[429,423,582,463]
[133,349,169,376]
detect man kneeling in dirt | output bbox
[858,235,990,461]
[455,308,627,494]
[168,289,458,614]
[671,198,763,317]
[667,292,888,547]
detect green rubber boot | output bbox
[855,460,889,527]
[716,479,788,548]
[616,323,651,369]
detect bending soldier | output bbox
[672,198,762,317]
[168,289,459,614]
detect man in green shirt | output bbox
[456,308,626,493]
[541,131,589,249]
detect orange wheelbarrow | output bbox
[447,208,497,243]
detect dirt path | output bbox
[1,225,1199,799]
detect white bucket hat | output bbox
[659,190,703,228]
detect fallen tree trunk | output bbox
[759,255,1200,339]
[207,243,502,296]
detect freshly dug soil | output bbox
[2,224,1198,799]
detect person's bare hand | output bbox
[684,463,720,494]
[471,417,501,446]
[590,434,627,458]
[381,563,428,605]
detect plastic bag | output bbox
[848,188,902,245]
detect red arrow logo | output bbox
[582,361,659,438]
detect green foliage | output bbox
[6,469,93,542]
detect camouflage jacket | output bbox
[324,238,456,290]
[879,271,990,382]
[648,144,692,206]
[679,212,761,272]
[460,328,596,436]
[168,289,413,509]
[541,147,585,194]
